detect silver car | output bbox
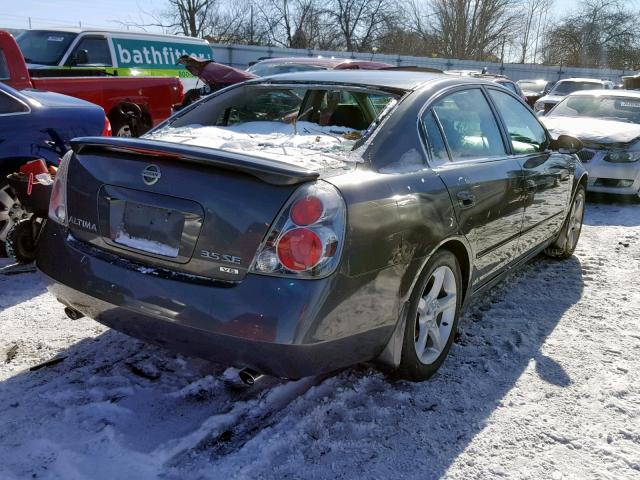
[542,89,640,197]
[534,78,614,115]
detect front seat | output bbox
[329,105,369,130]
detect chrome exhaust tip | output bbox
[64,307,84,320]
[238,368,264,385]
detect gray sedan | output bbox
[542,89,640,198]
[37,70,587,382]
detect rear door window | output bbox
[489,89,549,154]
[432,89,506,160]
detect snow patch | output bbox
[114,231,179,258]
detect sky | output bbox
[0,0,168,32]
[1,0,585,34]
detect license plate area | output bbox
[111,202,184,257]
[98,185,203,263]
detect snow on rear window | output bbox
[153,85,398,171]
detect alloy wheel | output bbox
[567,191,585,251]
[414,265,458,365]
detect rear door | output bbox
[487,88,571,254]
[422,87,525,288]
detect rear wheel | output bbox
[0,180,26,257]
[544,185,585,259]
[396,250,462,382]
[5,219,39,264]
[110,114,133,137]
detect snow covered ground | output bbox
[0,199,638,480]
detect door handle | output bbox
[456,191,476,208]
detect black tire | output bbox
[395,250,462,382]
[109,113,134,138]
[544,185,586,259]
[5,219,38,264]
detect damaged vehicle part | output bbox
[37,70,587,381]
[541,89,640,198]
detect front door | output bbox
[486,88,572,254]
[423,88,525,289]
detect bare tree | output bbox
[327,0,396,51]
[516,0,553,64]
[428,0,521,61]
[545,0,640,68]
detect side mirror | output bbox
[72,49,90,65]
[550,135,583,154]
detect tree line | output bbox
[133,0,640,69]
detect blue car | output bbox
[0,81,106,255]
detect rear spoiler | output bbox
[70,137,320,186]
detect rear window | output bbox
[149,85,399,170]
[16,30,78,66]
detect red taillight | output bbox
[251,182,345,278]
[277,228,323,271]
[102,117,112,136]
[290,196,323,226]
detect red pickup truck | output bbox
[0,30,183,136]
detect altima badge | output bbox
[142,164,161,185]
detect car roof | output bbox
[557,78,609,83]
[252,69,452,91]
[567,89,640,98]
[24,28,206,42]
[252,56,391,69]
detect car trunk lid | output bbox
[65,138,315,282]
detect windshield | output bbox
[16,30,78,66]
[518,81,547,94]
[148,84,399,170]
[549,95,640,123]
[247,62,329,77]
[550,81,602,96]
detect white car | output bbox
[534,78,614,115]
[541,90,640,197]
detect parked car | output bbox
[534,78,614,114]
[0,81,108,255]
[247,56,392,76]
[15,28,212,96]
[1,30,183,136]
[541,89,640,198]
[445,71,527,102]
[37,70,587,382]
[517,79,553,107]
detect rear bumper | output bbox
[37,224,396,378]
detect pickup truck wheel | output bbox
[395,250,462,382]
[0,180,26,257]
[111,115,133,137]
